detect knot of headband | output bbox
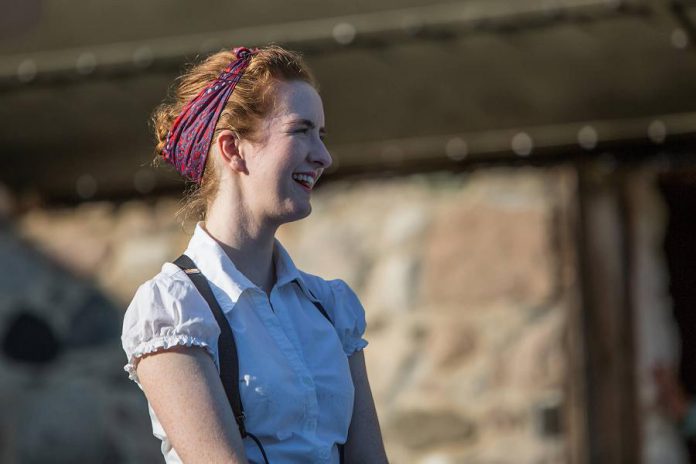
[161,47,258,183]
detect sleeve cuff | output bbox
[344,338,369,357]
[123,334,216,384]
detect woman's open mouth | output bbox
[292,173,316,191]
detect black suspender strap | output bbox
[172,255,248,436]
[173,254,345,464]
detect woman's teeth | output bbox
[292,173,315,189]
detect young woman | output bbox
[121,45,388,463]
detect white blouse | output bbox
[121,223,368,463]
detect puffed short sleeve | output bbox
[325,279,369,357]
[121,271,221,386]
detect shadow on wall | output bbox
[0,218,160,464]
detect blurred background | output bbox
[1,0,696,462]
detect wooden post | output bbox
[572,159,641,463]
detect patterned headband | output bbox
[161,47,258,183]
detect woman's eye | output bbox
[294,128,309,134]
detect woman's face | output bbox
[238,79,332,226]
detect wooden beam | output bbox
[574,159,641,463]
[0,0,648,87]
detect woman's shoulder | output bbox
[297,271,368,356]
[121,262,221,383]
[126,263,204,311]
[131,262,194,299]
[297,271,356,304]
[124,261,218,328]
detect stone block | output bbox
[386,408,476,450]
[421,189,553,308]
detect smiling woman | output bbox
[121,45,388,464]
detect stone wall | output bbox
[4,167,575,463]
[0,221,161,463]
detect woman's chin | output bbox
[293,204,312,222]
[277,203,312,224]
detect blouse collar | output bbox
[183,222,317,311]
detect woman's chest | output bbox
[220,287,354,436]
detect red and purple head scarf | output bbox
[161,47,258,183]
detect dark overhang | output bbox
[1,0,695,201]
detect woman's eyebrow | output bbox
[287,118,326,134]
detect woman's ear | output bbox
[216,129,247,174]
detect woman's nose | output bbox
[311,139,333,169]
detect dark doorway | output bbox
[660,171,696,463]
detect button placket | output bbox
[269,287,319,394]
[251,291,320,431]
[269,286,308,357]
[251,292,282,330]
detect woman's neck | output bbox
[203,198,278,295]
